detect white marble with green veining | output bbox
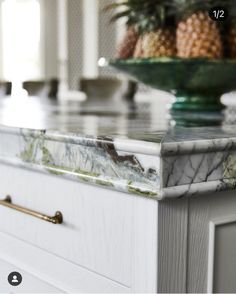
[1,96,236,199]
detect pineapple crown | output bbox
[104,0,175,34]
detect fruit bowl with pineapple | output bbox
[105,0,236,125]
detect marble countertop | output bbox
[1,94,236,200]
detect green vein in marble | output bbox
[127,181,157,197]
[45,165,101,179]
[45,164,66,176]
[74,168,100,181]
[17,135,157,197]
[223,154,236,179]
[41,146,54,166]
[45,165,115,187]
[20,141,36,163]
[95,178,114,187]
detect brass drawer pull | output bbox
[0,196,63,224]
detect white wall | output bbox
[67,0,118,89]
[67,0,83,90]
[0,0,118,86]
[98,0,117,77]
[0,0,58,81]
[43,0,58,79]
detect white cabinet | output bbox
[2,162,236,293]
[0,257,62,293]
[0,163,158,293]
[187,191,236,293]
[156,191,236,293]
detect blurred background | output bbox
[0,0,119,91]
[0,0,235,129]
[0,0,171,131]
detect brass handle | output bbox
[0,196,63,224]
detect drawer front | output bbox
[0,163,133,287]
[0,256,62,293]
[0,232,130,293]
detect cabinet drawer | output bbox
[0,163,133,287]
[0,257,62,293]
[0,232,130,293]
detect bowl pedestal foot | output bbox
[169,92,225,126]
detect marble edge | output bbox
[161,138,236,156]
[0,125,161,156]
[161,179,236,199]
[0,126,161,199]
[0,157,159,199]
[3,153,236,200]
[3,124,236,200]
[4,124,236,157]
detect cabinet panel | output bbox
[213,222,236,293]
[0,163,132,286]
[0,163,158,293]
[187,191,236,293]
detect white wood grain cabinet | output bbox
[0,258,62,293]
[158,191,236,293]
[1,162,236,293]
[0,163,158,293]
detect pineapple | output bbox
[133,36,144,57]
[106,0,176,58]
[227,26,236,57]
[174,0,226,59]
[116,26,138,58]
[105,0,144,59]
[134,0,176,58]
[141,29,176,57]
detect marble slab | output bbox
[0,96,236,200]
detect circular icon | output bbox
[8,272,22,286]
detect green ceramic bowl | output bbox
[109,57,236,112]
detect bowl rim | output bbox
[109,57,236,65]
